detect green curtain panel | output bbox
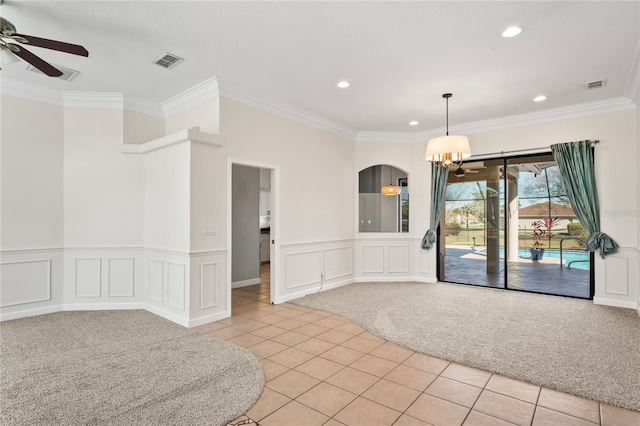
[422,163,450,249]
[550,140,618,258]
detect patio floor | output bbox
[442,246,591,299]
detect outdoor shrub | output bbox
[567,222,588,237]
[446,222,461,236]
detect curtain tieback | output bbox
[586,232,619,259]
[421,229,437,250]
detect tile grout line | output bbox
[227,287,634,426]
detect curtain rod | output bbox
[467,140,599,161]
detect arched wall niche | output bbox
[358,164,409,233]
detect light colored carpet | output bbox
[292,281,640,411]
[0,310,264,425]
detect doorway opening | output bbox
[438,153,593,299]
[230,162,277,315]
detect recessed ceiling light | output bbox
[337,81,350,88]
[533,95,547,102]
[409,121,419,126]
[502,26,522,38]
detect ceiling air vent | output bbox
[26,64,79,81]
[154,52,184,69]
[586,79,607,90]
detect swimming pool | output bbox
[517,248,591,270]
[492,247,591,270]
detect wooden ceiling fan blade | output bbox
[14,33,89,57]
[8,43,63,77]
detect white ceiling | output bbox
[1,1,639,133]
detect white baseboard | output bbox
[232,278,261,289]
[63,303,144,311]
[411,276,438,284]
[273,278,354,304]
[1,301,217,329]
[593,297,638,310]
[188,310,231,327]
[144,304,190,328]
[354,276,416,283]
[0,304,63,322]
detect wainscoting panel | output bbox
[0,249,63,321]
[419,248,431,275]
[148,259,164,303]
[0,259,51,307]
[75,258,101,298]
[63,249,144,307]
[285,250,322,290]
[167,263,186,310]
[324,247,352,281]
[604,256,629,296]
[188,251,228,327]
[356,238,427,282]
[388,246,410,273]
[276,240,355,304]
[594,248,638,310]
[362,246,384,273]
[200,262,218,309]
[143,249,192,327]
[108,258,135,297]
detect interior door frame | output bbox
[227,157,280,312]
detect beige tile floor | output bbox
[197,265,639,426]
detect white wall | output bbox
[1,95,64,250]
[431,109,639,308]
[190,141,226,252]
[63,107,145,248]
[231,164,260,285]
[165,98,220,136]
[1,95,65,319]
[219,98,356,302]
[62,105,146,310]
[354,140,433,282]
[143,143,190,252]
[123,109,165,145]
[220,98,355,246]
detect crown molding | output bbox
[62,91,123,109]
[124,96,165,117]
[161,76,220,117]
[624,42,640,106]
[356,97,636,143]
[455,97,635,135]
[355,132,418,143]
[2,76,636,141]
[0,78,63,106]
[217,77,358,140]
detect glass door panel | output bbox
[440,162,505,289]
[505,155,592,298]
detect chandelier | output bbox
[425,93,471,166]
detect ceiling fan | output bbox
[455,165,480,177]
[0,16,88,77]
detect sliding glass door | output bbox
[438,153,593,299]
[439,160,505,289]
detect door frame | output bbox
[437,152,594,300]
[227,157,280,311]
